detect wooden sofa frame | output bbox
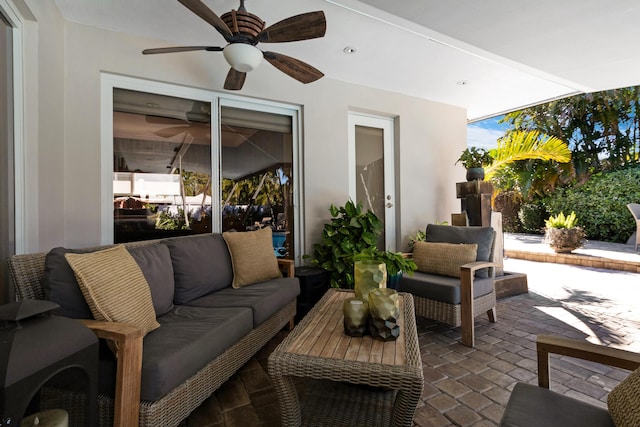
[8,239,295,427]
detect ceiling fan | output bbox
[142,0,327,90]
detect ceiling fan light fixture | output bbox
[223,43,262,73]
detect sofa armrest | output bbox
[536,334,640,389]
[278,259,295,278]
[77,319,143,427]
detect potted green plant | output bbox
[308,200,383,288]
[544,211,586,253]
[456,147,493,181]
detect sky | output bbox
[467,115,509,149]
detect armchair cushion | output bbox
[607,367,640,427]
[400,271,494,305]
[412,241,477,278]
[425,224,495,278]
[500,382,614,427]
[222,228,282,288]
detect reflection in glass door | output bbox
[220,106,294,260]
[112,89,212,243]
[106,77,302,261]
[349,113,396,251]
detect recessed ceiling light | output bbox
[343,46,357,54]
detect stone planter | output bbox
[544,227,586,253]
[466,167,485,181]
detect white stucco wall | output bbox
[21,0,468,255]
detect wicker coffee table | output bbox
[268,289,423,427]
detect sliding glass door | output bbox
[220,104,294,259]
[105,76,302,261]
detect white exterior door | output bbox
[348,112,396,251]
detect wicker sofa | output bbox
[399,224,497,347]
[8,230,299,427]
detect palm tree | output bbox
[485,130,572,200]
[485,130,571,178]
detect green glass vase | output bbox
[354,260,387,301]
[368,288,400,341]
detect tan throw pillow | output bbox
[413,241,478,278]
[608,367,640,427]
[65,245,160,352]
[223,228,282,288]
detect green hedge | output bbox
[544,166,640,243]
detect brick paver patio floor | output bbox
[183,257,640,426]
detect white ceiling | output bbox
[52,0,640,121]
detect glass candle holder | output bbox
[367,288,400,341]
[343,297,369,337]
[354,261,387,301]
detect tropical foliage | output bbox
[501,87,640,180]
[309,200,383,288]
[545,211,579,229]
[485,130,571,178]
[544,166,640,242]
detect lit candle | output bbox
[20,409,69,427]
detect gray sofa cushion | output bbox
[140,305,252,402]
[45,245,176,319]
[165,234,233,304]
[426,224,495,278]
[45,247,94,319]
[499,382,614,427]
[186,277,300,327]
[398,271,494,305]
[128,244,175,317]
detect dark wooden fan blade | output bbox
[263,51,324,84]
[258,11,326,43]
[178,0,233,41]
[142,46,223,55]
[224,68,247,90]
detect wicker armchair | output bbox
[500,335,640,427]
[400,225,497,347]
